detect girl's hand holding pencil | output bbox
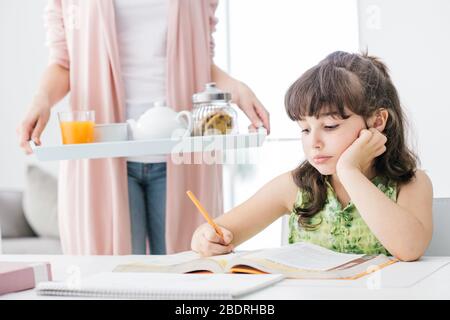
[191,223,234,257]
[188,190,234,256]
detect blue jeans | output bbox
[127,162,167,255]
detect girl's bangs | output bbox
[286,64,364,121]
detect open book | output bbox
[114,242,398,280]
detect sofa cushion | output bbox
[0,190,36,238]
[1,237,62,254]
[22,165,59,238]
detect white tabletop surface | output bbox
[1,254,450,300]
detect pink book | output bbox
[0,262,52,295]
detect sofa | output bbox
[0,165,61,254]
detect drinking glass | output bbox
[58,110,95,144]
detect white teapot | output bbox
[127,101,193,140]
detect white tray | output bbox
[30,128,267,162]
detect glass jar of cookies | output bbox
[192,83,238,136]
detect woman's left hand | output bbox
[230,80,270,134]
[336,128,387,176]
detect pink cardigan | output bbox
[46,0,223,254]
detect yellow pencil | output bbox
[186,190,224,240]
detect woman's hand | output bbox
[211,64,270,134]
[17,94,51,155]
[17,64,70,154]
[336,128,387,177]
[191,223,234,257]
[230,80,270,134]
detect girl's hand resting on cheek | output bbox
[336,128,387,176]
[191,223,234,257]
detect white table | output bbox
[1,255,450,300]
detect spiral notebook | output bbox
[36,272,284,300]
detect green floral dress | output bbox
[288,176,396,256]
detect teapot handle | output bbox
[176,111,193,137]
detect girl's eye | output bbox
[301,125,338,134]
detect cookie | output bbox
[201,111,233,135]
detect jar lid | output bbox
[192,83,232,104]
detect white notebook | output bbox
[36,272,284,300]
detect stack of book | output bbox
[0,261,52,295]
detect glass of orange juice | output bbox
[58,110,95,144]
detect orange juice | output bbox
[60,121,95,144]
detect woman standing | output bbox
[18,0,269,255]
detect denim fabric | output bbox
[127,162,167,255]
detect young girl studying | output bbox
[191,51,433,262]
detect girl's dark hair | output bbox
[285,51,418,229]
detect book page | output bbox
[113,251,203,273]
[247,242,364,271]
[208,251,250,269]
[114,251,248,273]
[136,251,201,266]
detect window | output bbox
[214,0,359,250]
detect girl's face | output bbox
[298,108,367,175]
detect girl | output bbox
[191,51,433,262]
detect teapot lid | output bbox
[192,83,231,104]
[153,100,167,108]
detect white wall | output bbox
[0,0,62,191]
[358,0,450,197]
